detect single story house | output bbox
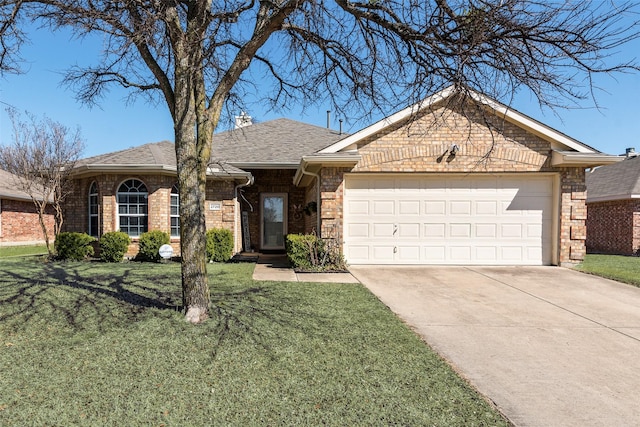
[63,87,619,265]
[0,168,55,246]
[586,152,640,255]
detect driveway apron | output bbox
[349,266,640,427]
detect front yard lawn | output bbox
[575,254,640,287]
[0,257,508,426]
[0,244,48,258]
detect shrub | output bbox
[99,231,131,262]
[286,233,348,272]
[286,234,322,270]
[206,228,234,262]
[54,232,96,261]
[137,230,171,262]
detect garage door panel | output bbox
[425,200,446,215]
[373,200,394,215]
[344,175,554,265]
[373,223,394,237]
[399,200,420,215]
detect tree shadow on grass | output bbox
[0,259,182,333]
[0,259,331,356]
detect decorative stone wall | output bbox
[586,199,640,255]
[0,198,55,245]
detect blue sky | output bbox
[1,21,639,159]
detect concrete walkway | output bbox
[349,265,640,427]
[251,254,359,283]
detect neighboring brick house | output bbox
[0,169,55,246]
[64,87,618,265]
[585,154,639,255]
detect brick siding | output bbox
[586,199,640,255]
[241,169,306,251]
[0,198,55,244]
[63,174,237,257]
[317,103,587,266]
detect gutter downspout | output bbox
[300,168,321,237]
[234,176,254,253]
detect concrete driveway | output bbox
[348,266,640,427]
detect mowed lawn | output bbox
[0,257,508,426]
[575,254,640,287]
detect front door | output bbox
[261,193,288,250]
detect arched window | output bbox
[117,179,148,237]
[170,184,180,238]
[88,182,99,237]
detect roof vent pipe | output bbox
[339,119,343,135]
[326,110,331,129]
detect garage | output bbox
[343,174,556,265]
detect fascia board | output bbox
[320,86,596,155]
[228,162,299,170]
[551,151,623,167]
[293,154,361,186]
[318,87,456,154]
[468,92,596,153]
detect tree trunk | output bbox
[175,102,210,324]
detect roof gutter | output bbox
[551,151,623,167]
[293,153,361,186]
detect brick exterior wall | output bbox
[586,199,640,255]
[0,198,55,245]
[63,174,237,257]
[241,169,306,251]
[315,103,588,266]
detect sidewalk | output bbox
[251,253,359,283]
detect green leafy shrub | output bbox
[286,233,348,272]
[99,231,131,262]
[137,230,170,262]
[286,234,322,270]
[54,232,96,261]
[206,228,234,262]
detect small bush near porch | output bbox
[286,233,348,272]
[0,257,507,426]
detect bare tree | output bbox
[0,110,85,256]
[0,0,637,323]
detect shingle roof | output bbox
[586,156,640,202]
[77,141,176,168]
[0,169,47,201]
[210,118,347,164]
[73,119,348,176]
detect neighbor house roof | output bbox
[0,169,49,202]
[210,118,347,168]
[318,86,619,167]
[586,155,640,203]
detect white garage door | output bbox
[343,174,554,265]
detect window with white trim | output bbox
[88,181,99,237]
[117,179,148,237]
[170,184,180,238]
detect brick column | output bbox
[559,168,587,266]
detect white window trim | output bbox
[116,178,149,238]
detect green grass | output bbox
[0,258,508,426]
[575,254,640,287]
[0,244,48,258]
